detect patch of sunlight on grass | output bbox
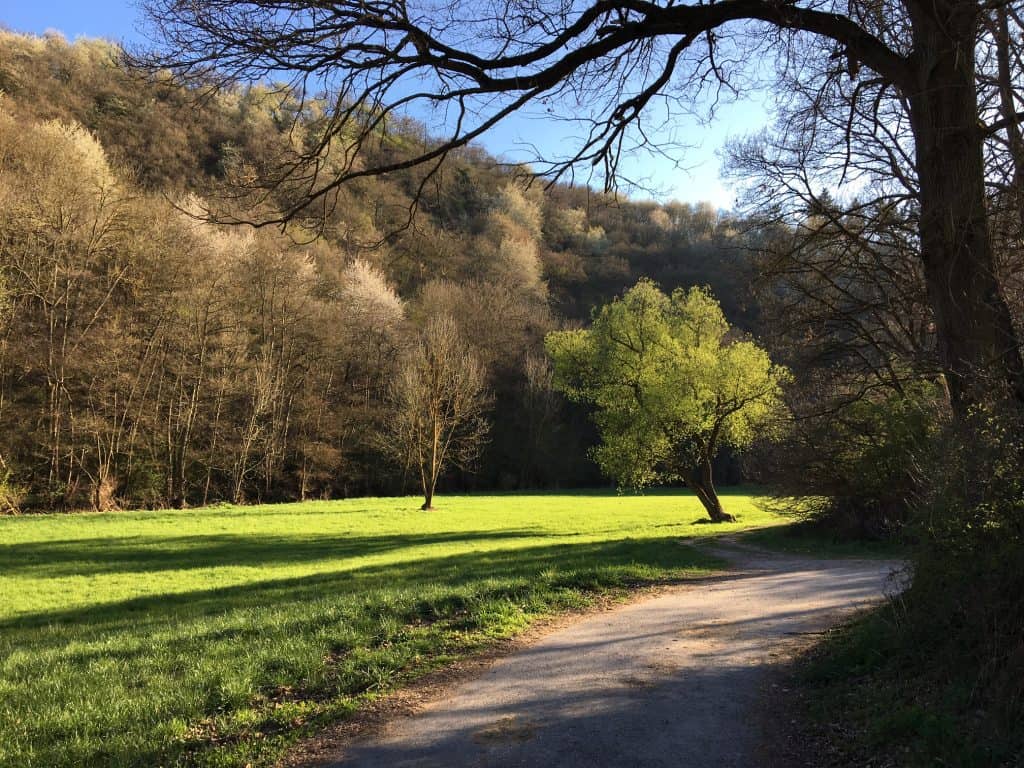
[0,488,780,767]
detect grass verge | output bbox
[785,605,1023,767]
[0,488,777,767]
[739,522,907,559]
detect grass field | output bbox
[0,489,782,768]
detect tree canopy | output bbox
[547,280,788,521]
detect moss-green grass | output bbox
[793,608,1023,767]
[0,488,780,768]
[738,524,907,559]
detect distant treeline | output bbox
[0,31,757,510]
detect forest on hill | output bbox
[4,29,1024,534]
[0,30,766,511]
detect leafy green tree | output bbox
[547,280,789,522]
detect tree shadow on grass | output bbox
[2,537,723,633]
[0,529,556,578]
[0,536,725,768]
[472,486,761,498]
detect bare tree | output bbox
[738,196,938,396]
[0,112,131,507]
[384,316,490,510]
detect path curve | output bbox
[325,541,905,768]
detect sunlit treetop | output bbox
[546,279,790,520]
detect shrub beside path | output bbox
[310,541,904,768]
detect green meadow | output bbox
[0,489,782,767]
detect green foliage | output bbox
[787,406,1024,767]
[546,280,789,489]
[915,405,1024,552]
[905,406,1024,722]
[770,380,946,538]
[0,490,778,767]
[837,382,942,506]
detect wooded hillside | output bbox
[0,30,757,510]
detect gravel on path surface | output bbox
[322,542,904,768]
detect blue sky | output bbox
[2,0,769,209]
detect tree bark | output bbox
[993,5,1024,232]
[168,447,186,509]
[690,455,734,523]
[907,0,1024,417]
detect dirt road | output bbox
[324,542,904,768]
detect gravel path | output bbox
[325,541,905,768]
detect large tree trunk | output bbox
[690,455,734,523]
[907,0,1024,418]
